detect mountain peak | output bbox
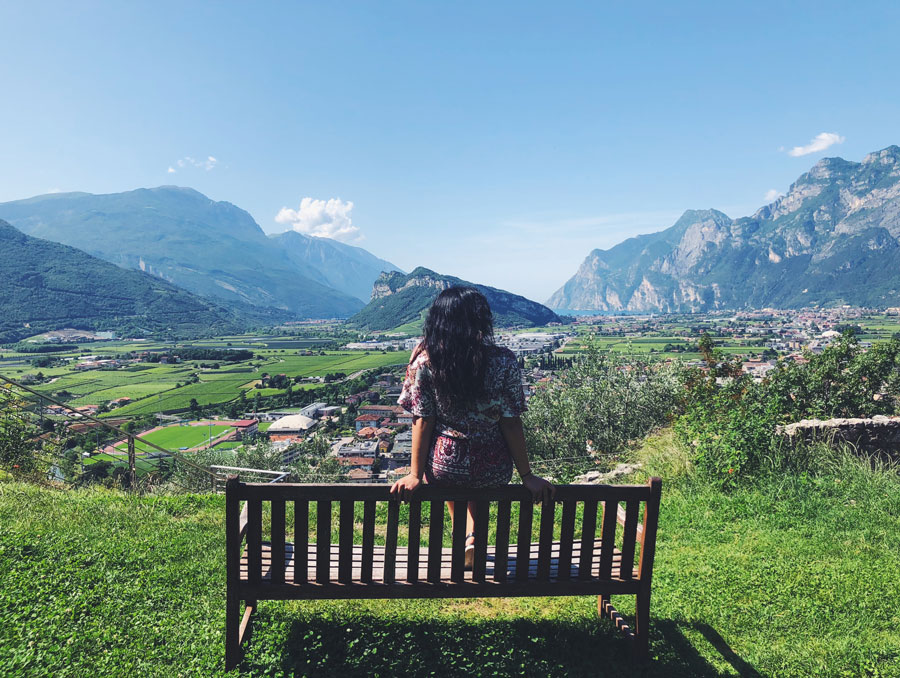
[862,145,900,166]
[548,144,900,312]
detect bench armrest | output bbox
[617,503,643,540]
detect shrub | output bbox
[523,342,682,467]
[675,333,900,487]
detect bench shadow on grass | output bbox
[242,609,763,678]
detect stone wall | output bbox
[777,415,900,460]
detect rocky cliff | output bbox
[548,146,900,311]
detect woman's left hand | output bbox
[523,474,555,504]
[390,473,422,501]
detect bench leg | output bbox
[225,593,241,670]
[632,589,651,662]
[597,594,609,617]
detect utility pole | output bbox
[127,435,136,489]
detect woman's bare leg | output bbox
[447,501,477,535]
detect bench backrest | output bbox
[226,478,661,590]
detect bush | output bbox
[675,333,900,487]
[675,372,782,486]
[523,342,682,467]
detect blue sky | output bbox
[2,1,899,301]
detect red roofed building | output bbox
[357,426,377,438]
[233,419,259,439]
[358,404,403,418]
[347,468,372,483]
[355,414,380,432]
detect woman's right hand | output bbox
[390,473,422,501]
[523,473,555,504]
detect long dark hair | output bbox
[422,286,494,405]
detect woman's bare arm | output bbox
[499,416,555,503]
[390,415,435,500]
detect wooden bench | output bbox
[225,476,661,669]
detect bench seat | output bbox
[240,539,638,595]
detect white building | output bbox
[299,402,328,418]
[268,414,317,435]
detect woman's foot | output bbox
[464,532,476,570]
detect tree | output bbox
[0,385,37,473]
[189,398,201,419]
[523,342,682,466]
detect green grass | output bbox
[212,441,243,450]
[2,438,899,677]
[116,424,235,452]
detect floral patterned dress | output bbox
[397,344,527,488]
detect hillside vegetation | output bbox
[1,437,898,677]
[0,220,280,343]
[0,187,363,318]
[349,267,561,331]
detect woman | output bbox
[389,286,554,568]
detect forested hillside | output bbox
[0,187,363,318]
[0,220,278,342]
[349,267,561,330]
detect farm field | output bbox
[2,340,410,416]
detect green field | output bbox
[118,424,235,452]
[212,441,243,450]
[2,344,410,416]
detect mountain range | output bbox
[548,146,900,312]
[270,230,401,303]
[0,219,281,343]
[349,267,561,331]
[0,187,400,316]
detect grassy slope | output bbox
[1,442,899,677]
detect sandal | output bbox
[464,532,476,570]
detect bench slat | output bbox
[537,499,555,580]
[598,499,618,580]
[515,501,533,582]
[384,500,399,584]
[493,499,511,583]
[578,499,598,580]
[238,539,633,585]
[316,500,331,584]
[294,500,308,583]
[428,500,444,584]
[451,501,468,583]
[271,499,286,585]
[556,500,577,580]
[338,500,354,584]
[619,500,639,580]
[472,500,489,582]
[407,501,421,583]
[247,499,263,585]
[361,501,376,583]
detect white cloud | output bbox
[168,155,218,173]
[764,188,783,202]
[275,197,362,242]
[787,132,845,157]
[46,187,62,194]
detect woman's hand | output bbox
[523,473,555,504]
[390,473,422,501]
